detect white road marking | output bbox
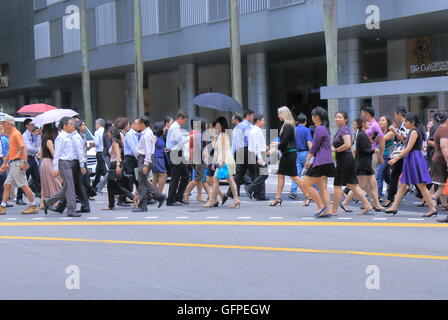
[269,217,284,219]
[145,217,159,219]
[237,217,252,219]
[87,217,100,220]
[95,201,106,204]
[409,218,424,221]
[337,217,352,220]
[176,217,189,219]
[373,218,388,220]
[302,217,315,220]
[116,217,129,219]
[6,218,17,220]
[32,218,44,220]
[205,217,219,219]
[61,218,72,220]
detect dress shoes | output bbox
[117,201,131,207]
[76,209,90,214]
[132,207,148,213]
[68,211,82,217]
[166,202,182,207]
[158,195,167,209]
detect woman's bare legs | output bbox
[303,176,325,214]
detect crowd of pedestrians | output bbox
[0,104,447,223]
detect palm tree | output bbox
[134,0,144,117]
[80,0,92,129]
[323,0,338,135]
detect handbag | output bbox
[217,164,229,180]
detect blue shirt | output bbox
[295,125,312,152]
[232,119,252,153]
[124,129,138,157]
[0,135,8,157]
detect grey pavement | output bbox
[0,175,447,300]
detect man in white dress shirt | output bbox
[245,114,269,201]
[43,117,80,217]
[132,116,166,212]
[165,110,190,206]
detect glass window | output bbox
[158,0,181,33]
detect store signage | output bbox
[410,61,448,74]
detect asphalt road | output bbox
[0,176,447,300]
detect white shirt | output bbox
[232,119,252,153]
[53,130,77,170]
[248,126,266,160]
[137,127,155,166]
[72,132,87,167]
[124,128,138,157]
[166,121,189,152]
[94,127,104,152]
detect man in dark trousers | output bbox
[165,111,190,206]
[225,109,256,201]
[92,118,106,191]
[132,116,166,212]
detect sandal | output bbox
[303,197,312,207]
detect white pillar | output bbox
[247,52,269,129]
[338,38,361,122]
[179,63,198,122]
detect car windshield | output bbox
[84,129,94,140]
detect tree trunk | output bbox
[134,0,145,117]
[229,0,242,105]
[80,0,92,130]
[323,0,338,135]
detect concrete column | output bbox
[247,52,269,129]
[179,63,198,123]
[52,89,62,107]
[17,94,26,108]
[438,92,448,109]
[388,39,409,110]
[338,38,361,122]
[125,72,138,119]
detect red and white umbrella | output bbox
[17,104,57,116]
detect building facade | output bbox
[1,0,448,129]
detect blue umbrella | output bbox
[190,92,243,113]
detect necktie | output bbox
[137,134,141,142]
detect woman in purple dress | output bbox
[385,113,437,217]
[304,107,336,218]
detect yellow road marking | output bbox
[1,236,447,261]
[0,221,446,228]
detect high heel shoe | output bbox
[383,200,393,208]
[270,199,283,207]
[222,195,229,206]
[339,202,353,213]
[303,197,312,207]
[422,210,438,218]
[373,206,384,212]
[385,209,398,216]
[229,200,241,209]
[203,201,218,208]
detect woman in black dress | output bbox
[331,112,373,215]
[350,116,383,211]
[269,106,306,207]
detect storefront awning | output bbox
[320,76,448,99]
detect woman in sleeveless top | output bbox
[203,117,240,209]
[39,123,62,210]
[102,126,134,210]
[385,113,436,217]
